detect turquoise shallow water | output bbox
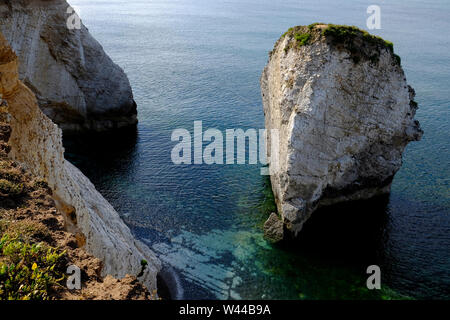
[65,0,449,299]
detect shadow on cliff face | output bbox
[62,127,138,182]
[277,195,391,266]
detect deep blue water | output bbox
[65,0,449,299]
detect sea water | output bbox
[65,0,449,299]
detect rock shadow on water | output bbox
[249,194,405,300]
[278,194,390,264]
[63,126,139,182]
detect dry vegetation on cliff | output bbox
[0,33,156,300]
[0,107,155,300]
[0,107,157,300]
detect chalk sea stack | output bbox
[0,0,137,133]
[261,24,423,241]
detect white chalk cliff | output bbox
[261,24,423,239]
[0,32,160,291]
[0,0,137,133]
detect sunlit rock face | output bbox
[261,24,423,238]
[0,0,137,133]
[0,32,160,292]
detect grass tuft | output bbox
[0,179,24,196]
[294,32,311,46]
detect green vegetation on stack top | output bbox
[0,162,66,301]
[280,23,401,65]
[322,24,393,51]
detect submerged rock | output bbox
[261,24,423,238]
[264,212,284,243]
[0,0,137,133]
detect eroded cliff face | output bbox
[0,114,153,300]
[0,0,137,133]
[0,32,160,291]
[261,25,423,239]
